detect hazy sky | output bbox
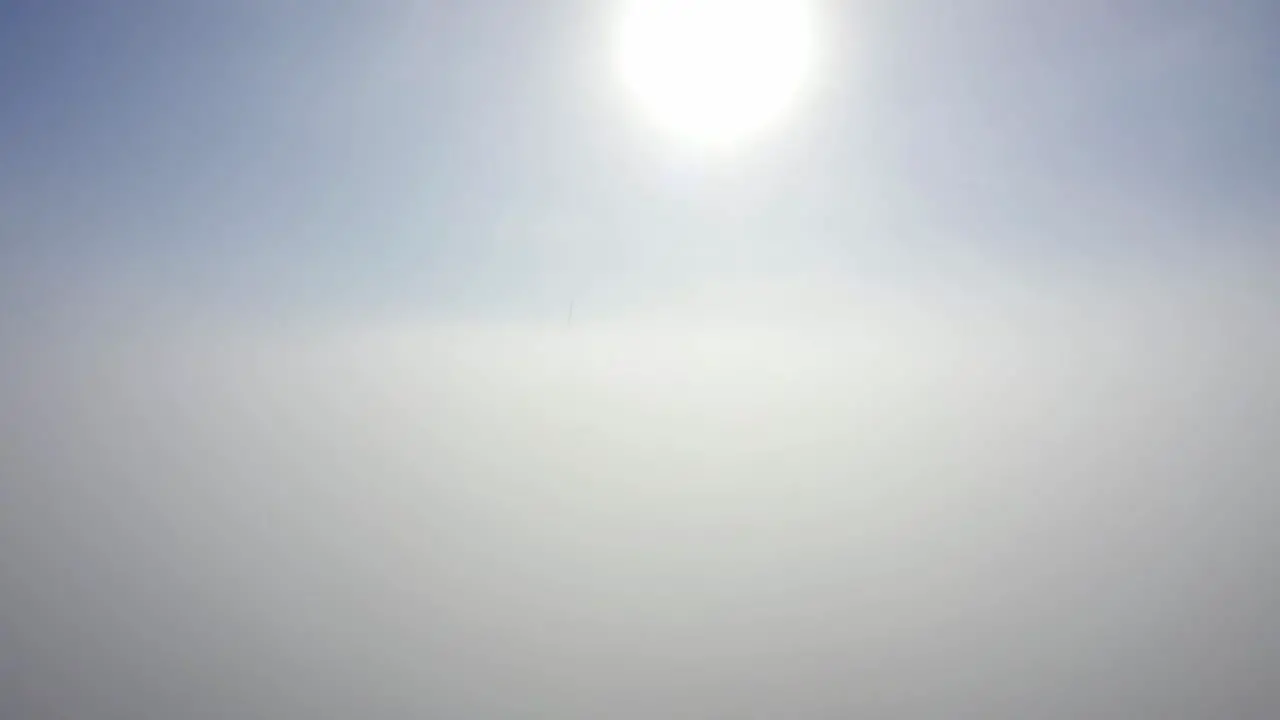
[1,2,1277,718]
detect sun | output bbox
[613,0,820,151]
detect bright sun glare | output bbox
[614,0,820,151]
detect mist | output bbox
[3,268,1276,719]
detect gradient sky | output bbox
[3,1,1276,326]
[1,2,1278,718]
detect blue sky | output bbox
[3,0,1276,331]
